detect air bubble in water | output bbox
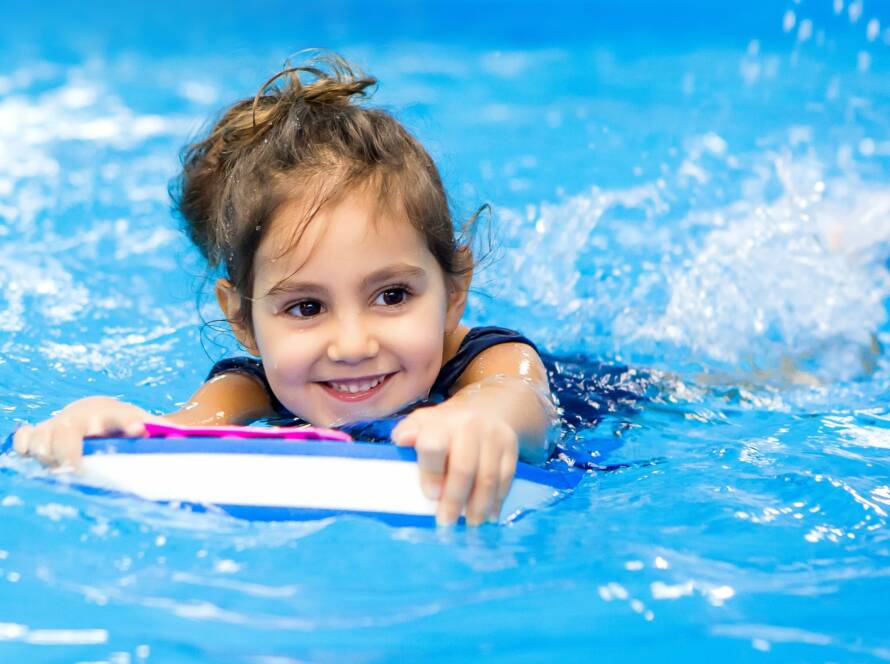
[783,10,797,33]
[857,51,871,72]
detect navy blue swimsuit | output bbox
[207,326,654,468]
[207,326,537,433]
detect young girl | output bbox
[12,53,557,526]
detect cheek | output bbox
[399,335,443,374]
[390,304,448,373]
[255,330,325,419]
[252,320,318,380]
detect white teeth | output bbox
[328,375,385,394]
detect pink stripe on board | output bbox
[144,421,353,442]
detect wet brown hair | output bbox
[172,51,475,332]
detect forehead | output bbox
[253,186,437,291]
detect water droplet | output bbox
[783,10,796,32]
[857,51,871,72]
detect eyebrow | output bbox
[361,264,427,289]
[264,264,428,298]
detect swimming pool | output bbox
[1,0,889,660]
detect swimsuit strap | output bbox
[428,326,538,399]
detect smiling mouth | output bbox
[319,373,395,402]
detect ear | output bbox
[215,278,260,356]
[444,248,473,334]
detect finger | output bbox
[491,451,518,523]
[52,419,84,471]
[391,413,424,446]
[82,409,146,440]
[418,470,443,501]
[29,422,55,464]
[414,427,449,500]
[436,433,479,527]
[123,419,147,438]
[12,424,33,455]
[82,414,109,438]
[96,410,141,438]
[464,438,500,527]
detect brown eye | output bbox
[288,300,322,318]
[375,288,408,306]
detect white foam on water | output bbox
[482,146,890,384]
[0,218,182,334]
[0,66,188,151]
[178,80,219,105]
[40,324,182,375]
[0,253,89,332]
[711,623,832,646]
[822,415,890,450]
[0,59,199,236]
[617,161,890,379]
[479,49,566,79]
[0,622,108,645]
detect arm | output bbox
[448,342,556,464]
[13,371,275,469]
[391,342,558,526]
[165,372,275,426]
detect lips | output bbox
[319,372,395,402]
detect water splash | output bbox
[481,149,890,386]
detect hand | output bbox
[13,397,157,470]
[391,405,519,526]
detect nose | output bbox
[326,313,380,364]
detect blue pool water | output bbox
[1,0,890,660]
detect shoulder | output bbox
[433,325,544,397]
[205,357,294,419]
[453,335,548,392]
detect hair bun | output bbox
[252,51,377,124]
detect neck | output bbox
[442,324,470,366]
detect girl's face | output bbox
[226,187,467,427]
